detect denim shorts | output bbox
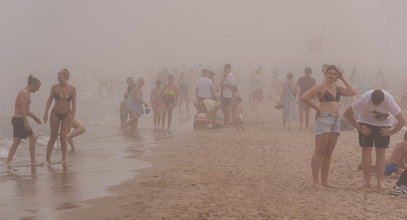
[385,163,399,176]
[314,112,341,135]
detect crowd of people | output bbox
[5,64,407,196]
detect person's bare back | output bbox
[387,142,407,168]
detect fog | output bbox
[1,0,407,90]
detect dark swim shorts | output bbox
[12,117,33,139]
[358,123,390,148]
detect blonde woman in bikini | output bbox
[161,75,178,130]
[44,69,77,163]
[302,65,356,187]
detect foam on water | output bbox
[36,135,50,146]
[0,139,12,159]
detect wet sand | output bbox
[59,103,407,220]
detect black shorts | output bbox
[358,123,390,148]
[221,97,232,106]
[12,117,33,139]
[298,100,311,111]
[161,96,176,106]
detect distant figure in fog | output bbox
[269,68,281,101]
[98,78,114,96]
[67,119,86,151]
[220,64,235,125]
[6,75,43,166]
[44,69,77,163]
[249,67,263,110]
[279,73,298,130]
[297,67,316,130]
[151,80,163,129]
[161,75,178,130]
[302,65,356,188]
[375,70,386,89]
[120,93,128,129]
[177,72,190,112]
[126,77,149,133]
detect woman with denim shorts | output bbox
[301,65,356,187]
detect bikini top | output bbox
[54,88,73,102]
[319,87,341,102]
[162,88,176,96]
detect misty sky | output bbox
[1,0,406,87]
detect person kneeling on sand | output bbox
[194,99,220,129]
[384,131,407,177]
[67,119,86,151]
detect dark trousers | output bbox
[397,169,407,186]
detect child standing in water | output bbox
[231,97,244,131]
[120,93,128,129]
[67,119,86,151]
[151,80,163,129]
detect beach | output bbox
[59,104,407,220]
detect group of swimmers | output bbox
[5,69,86,166]
[119,64,245,132]
[119,75,179,132]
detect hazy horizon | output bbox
[1,0,407,88]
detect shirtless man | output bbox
[384,131,407,176]
[6,75,43,166]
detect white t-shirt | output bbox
[195,77,215,99]
[352,90,401,126]
[222,72,235,98]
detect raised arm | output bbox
[337,68,356,97]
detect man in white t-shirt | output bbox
[344,89,406,189]
[195,69,215,102]
[220,64,235,125]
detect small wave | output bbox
[37,136,50,146]
[0,139,12,159]
[88,117,118,126]
[0,148,8,159]
[0,139,12,149]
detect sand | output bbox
[59,104,407,220]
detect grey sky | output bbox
[1,0,406,85]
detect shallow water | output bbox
[0,81,193,219]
